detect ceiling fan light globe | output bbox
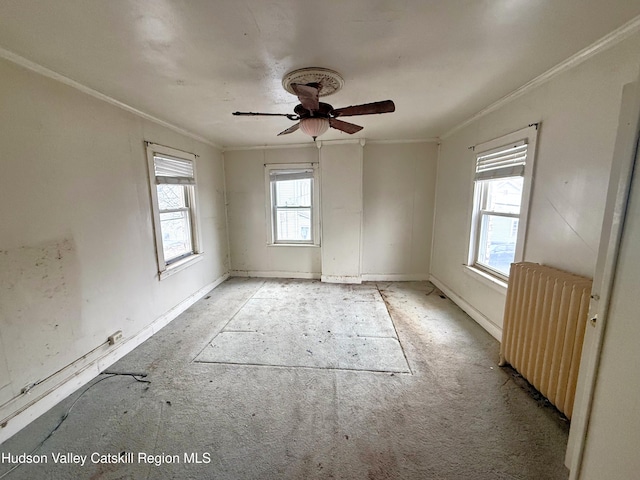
[299,117,330,139]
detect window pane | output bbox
[477,214,519,276]
[275,179,311,207]
[157,184,186,210]
[159,210,192,261]
[276,208,311,241]
[484,176,523,214]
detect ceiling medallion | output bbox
[282,67,344,97]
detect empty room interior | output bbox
[2,2,640,479]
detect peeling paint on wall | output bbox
[0,238,81,404]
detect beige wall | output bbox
[363,142,438,279]
[0,58,229,424]
[430,32,640,334]
[224,147,322,277]
[224,141,438,281]
[320,143,364,282]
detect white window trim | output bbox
[264,163,321,246]
[146,142,204,280]
[466,125,538,281]
[463,263,508,293]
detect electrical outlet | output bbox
[108,330,123,345]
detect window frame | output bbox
[146,142,203,279]
[264,163,320,246]
[467,125,538,282]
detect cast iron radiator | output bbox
[499,262,592,419]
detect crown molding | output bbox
[222,142,318,152]
[0,47,222,150]
[441,14,640,140]
[366,138,439,145]
[223,138,362,152]
[222,137,438,152]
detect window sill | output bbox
[463,265,508,294]
[159,253,204,280]
[267,243,320,248]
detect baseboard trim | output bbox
[361,273,430,282]
[230,270,321,280]
[429,274,502,342]
[0,272,229,444]
[230,271,430,283]
[321,275,362,284]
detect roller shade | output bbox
[475,142,527,181]
[154,154,195,185]
[269,169,314,182]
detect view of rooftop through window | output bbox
[477,177,523,275]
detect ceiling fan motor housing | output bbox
[295,102,334,118]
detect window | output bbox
[265,164,320,245]
[146,143,202,278]
[468,126,537,281]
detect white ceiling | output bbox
[1,1,640,148]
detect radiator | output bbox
[499,262,592,419]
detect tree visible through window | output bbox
[146,143,201,277]
[157,183,193,262]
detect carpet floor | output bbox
[0,278,570,479]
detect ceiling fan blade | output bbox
[277,123,300,136]
[291,83,320,111]
[233,111,298,120]
[329,118,363,134]
[331,100,395,117]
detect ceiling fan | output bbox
[232,70,395,140]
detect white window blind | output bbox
[475,142,527,181]
[154,154,195,185]
[269,169,314,182]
